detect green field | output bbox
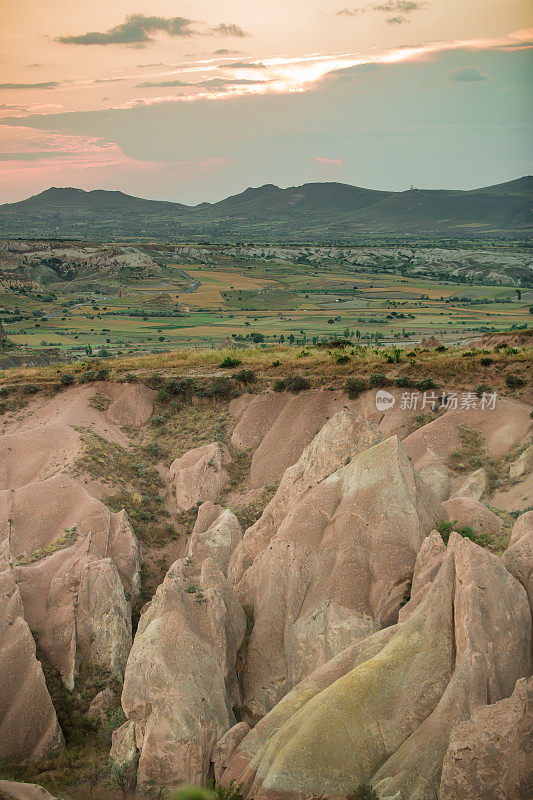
[1,244,531,359]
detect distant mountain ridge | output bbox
[1,176,531,241]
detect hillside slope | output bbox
[0,177,531,241]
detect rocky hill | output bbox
[0,341,531,799]
[0,177,531,241]
[0,240,165,285]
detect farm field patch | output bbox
[1,241,530,360]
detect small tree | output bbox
[104,756,138,799]
[83,756,104,799]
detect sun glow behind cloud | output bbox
[1,29,531,118]
[114,28,532,108]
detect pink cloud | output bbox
[0,126,229,202]
[314,156,343,167]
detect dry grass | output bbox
[17,526,78,565]
[151,401,229,465]
[1,341,530,401]
[448,426,532,498]
[88,391,111,412]
[72,429,178,546]
[227,449,254,490]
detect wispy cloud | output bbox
[374,1,427,11]
[3,28,531,116]
[227,61,265,69]
[137,79,190,88]
[56,14,249,47]
[337,7,364,16]
[211,24,249,38]
[0,104,62,118]
[337,2,426,19]
[57,15,196,46]
[0,82,58,90]
[446,65,489,82]
[119,30,531,104]
[0,126,230,185]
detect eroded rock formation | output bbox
[112,557,246,787]
[222,534,531,799]
[0,475,140,688]
[233,435,443,718]
[0,781,59,800]
[0,562,63,762]
[0,380,530,797]
[169,442,231,511]
[503,511,533,620]
[188,505,242,577]
[439,676,533,800]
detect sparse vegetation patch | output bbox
[17,526,78,565]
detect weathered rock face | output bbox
[509,444,533,480]
[212,722,250,782]
[0,423,81,491]
[443,496,503,535]
[86,687,115,729]
[417,455,452,502]
[0,781,59,800]
[403,397,532,465]
[75,558,132,679]
[398,529,447,622]
[451,468,487,502]
[222,535,531,800]
[439,676,533,800]
[234,435,444,719]
[192,501,226,535]
[491,472,533,513]
[230,390,360,488]
[113,557,245,787]
[0,475,140,688]
[0,562,63,763]
[188,506,242,577]
[503,511,533,620]
[105,383,154,428]
[229,408,382,585]
[169,443,230,512]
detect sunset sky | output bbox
[1,0,532,203]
